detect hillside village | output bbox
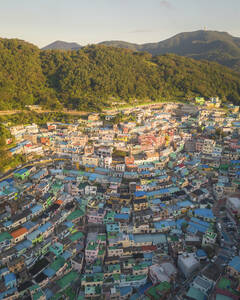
[0,99,240,299]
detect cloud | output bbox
[159,1,173,9]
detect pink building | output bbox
[85,242,99,264]
[87,210,105,224]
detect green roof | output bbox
[170,235,179,242]
[125,274,146,282]
[112,274,121,281]
[69,231,84,242]
[87,242,98,251]
[50,293,62,300]
[29,284,40,291]
[133,262,148,270]
[0,232,12,242]
[83,273,104,283]
[49,256,65,272]
[97,234,106,241]
[146,281,171,300]
[216,295,234,300]
[186,286,206,300]
[217,278,232,290]
[57,271,79,289]
[108,264,121,272]
[78,182,88,189]
[33,290,44,300]
[105,211,115,219]
[64,286,76,300]
[67,209,84,221]
[98,249,105,256]
[217,277,239,295]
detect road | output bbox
[0,109,89,116]
[0,157,70,181]
[0,102,166,116]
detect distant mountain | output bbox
[42,40,82,50]
[100,30,240,71]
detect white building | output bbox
[178,253,200,278]
[226,197,240,217]
[191,275,212,294]
[149,263,177,284]
[202,230,217,246]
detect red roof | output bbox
[11,227,28,239]
[141,245,157,252]
[55,200,63,205]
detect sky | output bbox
[0,0,239,48]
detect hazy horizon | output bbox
[0,0,239,48]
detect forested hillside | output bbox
[100,30,240,72]
[0,38,240,111]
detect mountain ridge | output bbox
[42,40,82,50]
[42,30,240,71]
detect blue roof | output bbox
[188,221,208,234]
[228,256,240,272]
[134,191,146,198]
[194,208,214,219]
[177,200,193,208]
[14,168,29,175]
[187,225,198,234]
[38,222,52,233]
[61,250,72,260]
[154,220,175,229]
[64,221,74,228]
[143,252,154,259]
[231,160,240,164]
[4,178,14,184]
[139,163,154,168]
[137,282,153,295]
[27,230,41,241]
[121,207,130,214]
[132,233,167,245]
[64,176,75,181]
[44,288,54,300]
[23,221,36,231]
[191,217,209,228]
[43,267,56,278]
[0,268,8,276]
[140,170,150,175]
[196,249,207,257]
[4,273,16,285]
[120,286,132,297]
[3,220,12,227]
[115,213,129,220]
[124,171,138,176]
[130,293,140,300]
[31,204,42,214]
[0,287,17,300]
[15,239,32,251]
[146,188,169,197]
[201,164,210,168]
[31,169,46,179]
[89,174,97,181]
[151,198,161,205]
[176,219,187,229]
[95,167,109,173]
[106,223,119,232]
[0,181,9,189]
